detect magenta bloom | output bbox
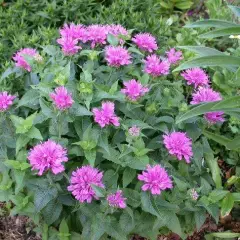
[50,86,74,110]
[105,46,131,67]
[144,54,170,77]
[121,79,149,101]
[138,164,173,195]
[129,125,141,137]
[191,87,224,123]
[93,101,120,128]
[59,23,86,42]
[13,48,38,71]
[68,165,104,203]
[86,25,108,48]
[28,140,68,176]
[166,48,183,64]
[57,37,81,55]
[181,68,209,88]
[132,33,158,53]
[163,132,193,163]
[106,24,128,44]
[0,92,16,111]
[107,190,127,209]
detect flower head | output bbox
[128,125,141,137]
[163,132,193,163]
[191,87,224,123]
[132,33,158,53]
[181,68,209,88]
[190,189,199,201]
[144,54,170,77]
[93,101,120,128]
[105,46,131,67]
[86,25,108,48]
[166,48,183,64]
[138,164,173,195]
[121,79,149,101]
[57,37,81,55]
[59,23,86,42]
[107,190,127,208]
[106,24,128,44]
[13,48,38,71]
[68,165,104,203]
[28,140,68,176]
[50,86,74,110]
[0,92,16,111]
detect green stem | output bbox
[63,172,70,183]
[58,112,62,140]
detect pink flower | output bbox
[57,37,81,55]
[106,24,128,44]
[190,189,199,201]
[59,23,86,42]
[163,132,193,163]
[191,87,224,123]
[132,33,158,53]
[105,46,131,67]
[129,125,140,137]
[107,190,127,208]
[121,79,149,101]
[28,140,68,176]
[166,48,183,64]
[68,165,104,203]
[0,92,16,111]
[13,48,38,71]
[144,54,170,77]
[86,25,108,48]
[138,164,173,195]
[181,68,209,88]
[50,86,74,110]
[92,101,120,128]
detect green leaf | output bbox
[34,187,58,212]
[203,130,231,147]
[4,160,21,169]
[206,232,240,238]
[178,46,225,56]
[122,168,136,187]
[91,185,105,198]
[174,55,240,72]
[194,211,207,231]
[208,190,229,203]
[221,193,234,217]
[184,19,238,28]
[226,135,240,150]
[17,89,40,108]
[40,98,54,118]
[199,27,240,39]
[123,189,141,208]
[176,96,240,123]
[16,135,30,154]
[90,214,106,240]
[175,1,192,10]
[42,199,63,225]
[14,170,25,194]
[27,127,43,140]
[228,5,240,17]
[59,219,70,240]
[104,217,127,240]
[85,150,96,166]
[107,34,119,46]
[69,103,93,116]
[119,208,135,233]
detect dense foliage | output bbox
[0,1,240,240]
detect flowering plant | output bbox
[0,22,239,239]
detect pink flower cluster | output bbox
[105,46,131,67]
[50,86,74,110]
[191,87,224,123]
[144,54,170,77]
[13,48,39,71]
[166,48,183,64]
[28,140,68,175]
[107,190,127,208]
[67,165,104,203]
[138,164,173,195]
[132,33,158,53]
[163,132,193,163]
[57,23,129,54]
[128,125,141,137]
[121,79,149,101]
[181,68,209,88]
[0,92,16,111]
[93,101,120,128]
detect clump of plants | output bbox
[0,22,239,240]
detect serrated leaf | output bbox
[122,168,136,187]
[221,193,234,217]
[194,211,207,231]
[34,187,58,212]
[119,209,135,233]
[27,127,43,140]
[17,89,40,108]
[123,189,141,208]
[91,185,105,198]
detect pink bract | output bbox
[57,37,81,55]
[138,164,173,195]
[50,86,74,110]
[67,165,104,203]
[107,190,127,208]
[0,92,16,111]
[166,48,183,64]
[132,33,158,53]
[86,25,108,48]
[163,132,193,163]
[128,125,141,137]
[28,140,68,176]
